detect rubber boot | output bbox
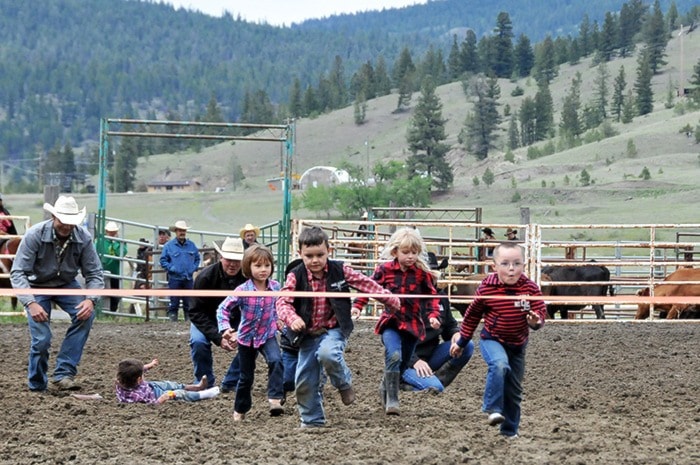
[434,361,462,389]
[384,371,400,415]
[378,375,386,408]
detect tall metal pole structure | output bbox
[278,120,295,281]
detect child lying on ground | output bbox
[115,358,220,404]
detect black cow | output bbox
[541,265,613,319]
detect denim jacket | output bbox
[159,238,200,280]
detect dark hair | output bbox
[241,244,275,279]
[117,359,145,389]
[298,226,329,250]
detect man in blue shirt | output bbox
[160,220,200,322]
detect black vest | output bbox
[290,260,354,338]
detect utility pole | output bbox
[365,139,369,184]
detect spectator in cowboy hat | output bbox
[11,195,104,392]
[481,227,496,258]
[95,221,127,313]
[160,220,200,322]
[504,228,519,241]
[239,223,260,250]
[189,237,247,392]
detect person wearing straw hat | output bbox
[160,220,200,322]
[95,221,127,313]
[189,237,247,393]
[239,223,260,250]
[10,195,104,392]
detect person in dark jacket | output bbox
[400,297,474,392]
[188,237,246,391]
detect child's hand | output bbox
[290,317,306,332]
[526,311,542,328]
[429,317,441,329]
[449,341,463,358]
[144,358,159,370]
[351,307,362,320]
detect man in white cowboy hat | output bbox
[239,223,260,250]
[160,220,200,322]
[189,237,247,392]
[10,195,104,392]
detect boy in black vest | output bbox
[276,226,400,428]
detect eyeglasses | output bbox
[496,261,524,268]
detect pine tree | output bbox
[396,75,413,112]
[507,114,520,150]
[559,73,583,141]
[611,66,626,122]
[534,79,554,141]
[635,48,654,115]
[666,1,679,33]
[519,96,537,146]
[406,76,452,191]
[593,62,610,120]
[622,88,636,123]
[374,56,392,97]
[393,47,416,90]
[599,12,617,62]
[513,34,535,78]
[462,74,501,160]
[448,35,463,80]
[579,14,592,57]
[689,57,700,105]
[533,36,557,83]
[459,30,479,75]
[644,0,668,74]
[492,12,514,78]
[289,78,302,118]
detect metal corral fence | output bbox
[291,219,700,320]
[0,216,280,320]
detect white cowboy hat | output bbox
[105,221,120,232]
[239,223,260,238]
[169,220,191,231]
[43,196,86,226]
[213,237,244,261]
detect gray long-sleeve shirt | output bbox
[10,219,104,306]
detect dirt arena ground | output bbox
[0,319,698,465]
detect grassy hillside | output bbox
[4,29,700,239]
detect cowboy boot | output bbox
[434,361,462,389]
[384,371,400,415]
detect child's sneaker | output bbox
[487,412,505,426]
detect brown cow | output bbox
[635,268,700,319]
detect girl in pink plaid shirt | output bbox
[217,245,284,421]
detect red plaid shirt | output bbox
[356,259,440,340]
[277,262,399,332]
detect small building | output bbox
[298,166,350,190]
[146,180,202,193]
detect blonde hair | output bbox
[380,227,431,274]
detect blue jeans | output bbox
[402,339,474,392]
[167,277,193,319]
[381,328,418,374]
[479,338,526,437]
[235,337,284,414]
[189,323,240,388]
[282,348,298,393]
[149,380,201,402]
[25,281,95,391]
[295,328,351,426]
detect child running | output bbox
[353,227,441,415]
[450,242,546,438]
[115,358,220,404]
[276,226,400,428]
[217,244,284,421]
